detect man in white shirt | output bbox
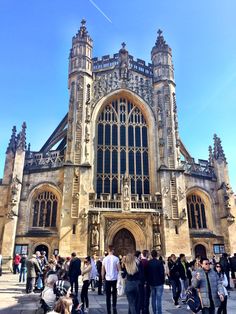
[102,245,120,314]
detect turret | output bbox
[2,126,17,185]
[68,19,93,82]
[151,30,174,84]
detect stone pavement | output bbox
[1,272,236,313]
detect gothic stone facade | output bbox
[0,21,236,264]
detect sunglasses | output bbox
[216,265,221,268]
[204,263,210,265]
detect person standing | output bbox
[215,263,228,314]
[220,253,231,290]
[140,249,150,314]
[229,253,236,288]
[147,250,165,314]
[177,253,189,301]
[121,253,141,314]
[102,245,120,314]
[19,254,27,283]
[13,253,21,274]
[192,258,224,314]
[26,254,42,293]
[81,256,92,313]
[68,252,81,297]
[168,254,181,308]
[96,256,103,295]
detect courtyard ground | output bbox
[0,272,236,313]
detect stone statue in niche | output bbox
[153,229,161,248]
[123,175,130,201]
[91,225,99,248]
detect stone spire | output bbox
[17,122,27,151]
[6,126,17,154]
[208,145,213,165]
[151,29,174,83]
[154,29,170,51]
[213,134,226,162]
[69,19,93,78]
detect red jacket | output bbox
[14,255,21,265]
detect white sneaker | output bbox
[175,304,181,308]
[84,308,89,313]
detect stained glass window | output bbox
[187,194,207,229]
[32,191,58,228]
[96,98,150,197]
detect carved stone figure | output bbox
[91,225,99,248]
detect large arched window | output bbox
[187,194,207,229]
[32,191,58,228]
[96,97,149,198]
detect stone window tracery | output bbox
[32,191,58,228]
[187,194,207,229]
[96,97,150,198]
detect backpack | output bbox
[186,287,202,313]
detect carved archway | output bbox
[105,218,147,252]
[112,228,136,256]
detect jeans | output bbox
[125,280,139,314]
[105,280,117,314]
[13,264,20,274]
[170,279,181,305]
[81,280,90,309]
[150,285,164,314]
[26,277,36,293]
[180,278,188,300]
[19,267,27,282]
[202,306,215,314]
[70,276,79,296]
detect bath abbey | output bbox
[0,20,235,264]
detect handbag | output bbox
[36,275,43,290]
[186,286,202,313]
[117,272,125,296]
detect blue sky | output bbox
[0,0,235,191]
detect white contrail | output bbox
[88,0,112,23]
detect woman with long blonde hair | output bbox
[121,253,141,314]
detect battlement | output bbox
[182,159,216,180]
[92,54,153,77]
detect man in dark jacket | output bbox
[230,253,236,287]
[68,252,81,296]
[168,254,181,308]
[177,253,189,301]
[147,250,165,314]
[140,249,150,314]
[192,258,224,314]
[220,253,231,289]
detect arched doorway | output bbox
[112,228,136,256]
[34,244,49,258]
[194,244,207,258]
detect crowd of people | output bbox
[8,249,236,314]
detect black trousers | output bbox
[139,283,150,314]
[97,274,103,295]
[105,280,117,314]
[81,280,90,309]
[202,305,215,314]
[70,276,79,295]
[170,279,181,305]
[217,296,227,314]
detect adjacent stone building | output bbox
[0,20,235,264]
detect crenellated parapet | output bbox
[181,159,216,180]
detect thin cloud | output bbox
[88,0,112,23]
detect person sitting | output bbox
[47,296,72,314]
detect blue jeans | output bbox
[150,285,164,314]
[125,280,139,314]
[19,267,27,282]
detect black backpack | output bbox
[186,286,202,313]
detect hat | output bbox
[54,280,71,297]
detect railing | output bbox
[24,150,64,170]
[89,193,162,211]
[181,159,216,179]
[92,54,153,77]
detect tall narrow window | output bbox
[187,194,207,229]
[96,97,150,197]
[32,191,58,228]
